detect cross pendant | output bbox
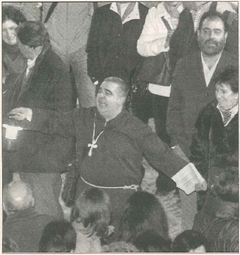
[88,140,98,157]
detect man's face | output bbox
[198,17,227,56]
[96,81,124,121]
[2,20,18,45]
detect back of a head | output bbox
[39,220,76,252]
[212,167,239,203]
[2,5,26,24]
[134,230,172,252]
[17,21,50,48]
[118,191,169,242]
[101,241,139,252]
[71,188,111,238]
[172,230,206,252]
[3,179,34,214]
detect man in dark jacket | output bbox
[3,21,75,219]
[167,11,238,231]
[87,2,148,85]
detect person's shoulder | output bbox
[95,4,111,14]
[221,50,238,64]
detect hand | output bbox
[195,179,207,192]
[8,107,33,122]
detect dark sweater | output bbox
[87,3,148,84]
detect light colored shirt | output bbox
[26,57,37,77]
[201,52,222,87]
[110,2,140,24]
[137,2,183,57]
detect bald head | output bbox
[3,180,34,214]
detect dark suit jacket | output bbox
[167,50,238,156]
[3,45,75,174]
[87,3,148,84]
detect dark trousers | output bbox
[131,87,176,193]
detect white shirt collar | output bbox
[201,52,222,87]
[110,2,140,24]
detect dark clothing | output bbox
[167,51,238,157]
[24,107,188,230]
[190,100,238,177]
[169,6,238,75]
[87,3,148,84]
[2,40,27,80]
[3,208,55,252]
[3,45,75,218]
[3,45,75,174]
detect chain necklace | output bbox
[88,117,107,157]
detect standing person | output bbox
[42,2,96,108]
[3,21,75,219]
[87,2,148,86]
[166,11,238,231]
[8,76,206,239]
[2,6,27,85]
[136,2,184,195]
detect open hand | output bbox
[8,107,33,121]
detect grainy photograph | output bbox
[2,1,239,253]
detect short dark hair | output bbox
[2,5,26,25]
[118,191,169,243]
[172,230,206,252]
[134,230,171,252]
[198,11,228,33]
[17,21,50,48]
[71,188,111,238]
[103,76,129,98]
[39,220,76,252]
[213,66,238,93]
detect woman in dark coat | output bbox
[190,66,238,251]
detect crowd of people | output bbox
[2,1,238,253]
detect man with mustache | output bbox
[166,11,238,231]
[8,76,206,239]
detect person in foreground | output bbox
[172,229,207,252]
[3,173,55,252]
[8,76,206,237]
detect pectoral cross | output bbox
[88,140,98,157]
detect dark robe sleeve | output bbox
[139,125,188,178]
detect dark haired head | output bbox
[103,76,129,99]
[118,191,169,242]
[2,5,26,25]
[39,220,76,252]
[71,188,111,238]
[17,21,50,48]
[212,167,239,203]
[102,241,139,252]
[213,66,238,93]
[198,11,228,33]
[172,230,206,252]
[134,230,171,252]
